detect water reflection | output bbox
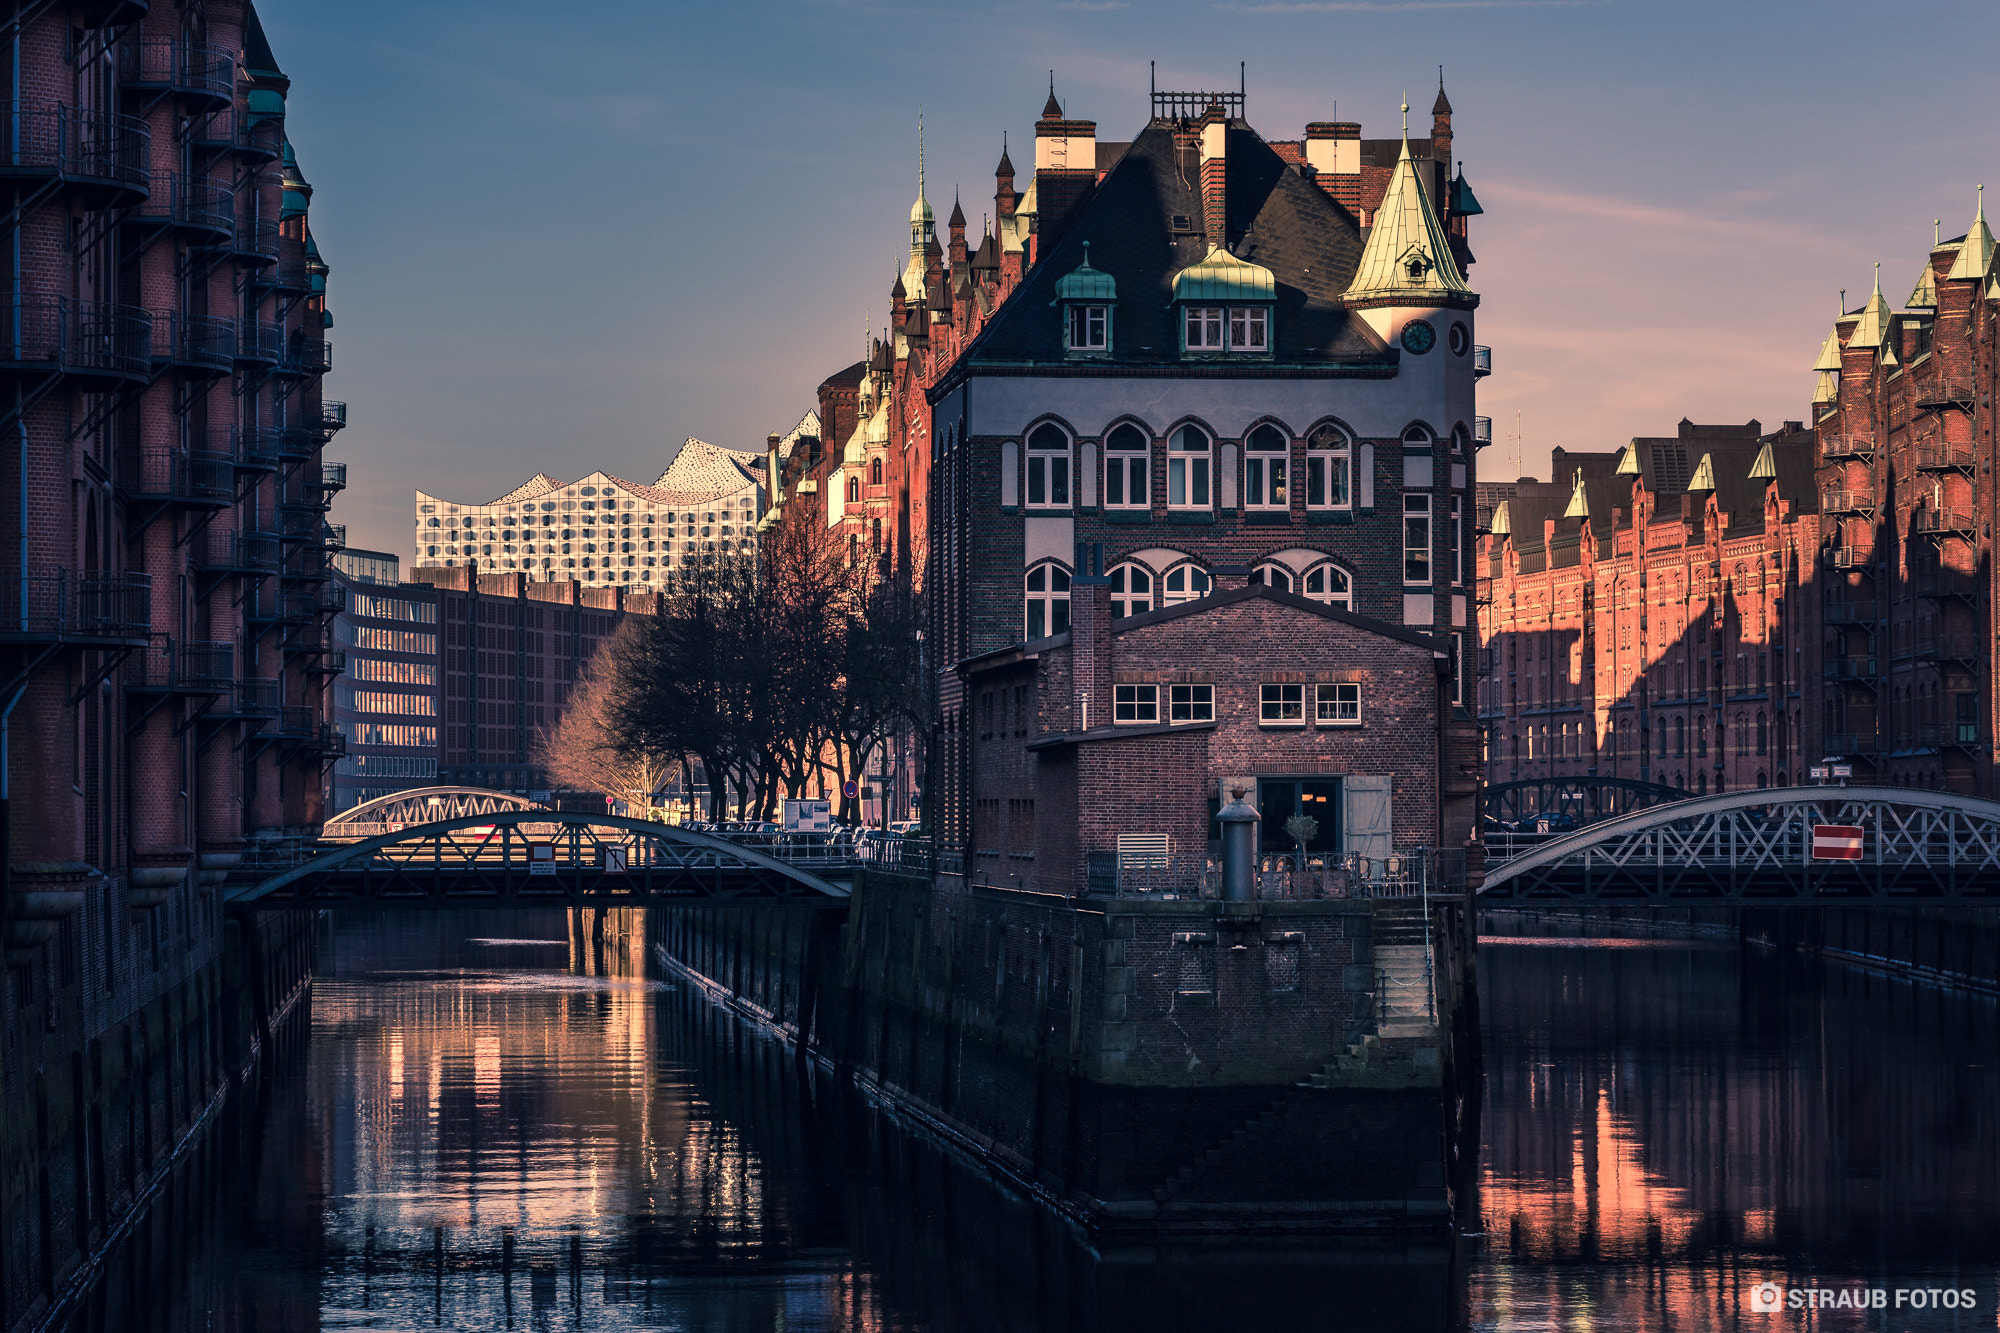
[51,913,2000,1332]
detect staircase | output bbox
[1153,1096,1289,1205]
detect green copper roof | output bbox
[1814,370,1838,404]
[1686,453,1718,492]
[1812,326,1843,372]
[1846,273,1892,350]
[1616,445,1641,476]
[1562,469,1590,519]
[1172,245,1276,303]
[1054,243,1117,301]
[1449,167,1483,217]
[1343,134,1470,303]
[281,189,307,220]
[1748,443,1778,479]
[1908,259,1937,308]
[1946,186,1993,282]
[247,89,286,124]
[1488,499,1511,536]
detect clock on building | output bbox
[1401,319,1436,355]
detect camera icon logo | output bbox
[1748,1282,1785,1312]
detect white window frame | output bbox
[1244,424,1289,511]
[1251,564,1294,593]
[1306,425,1352,511]
[1108,562,1153,617]
[1170,683,1214,723]
[1161,563,1212,606]
[1025,424,1071,510]
[1066,304,1108,351]
[1229,306,1268,352]
[1452,493,1464,586]
[1302,564,1352,609]
[1024,562,1071,640]
[1103,424,1150,510]
[1167,425,1212,510]
[1260,683,1306,726]
[1113,683,1159,724]
[1184,306,1225,351]
[1316,682,1361,726]
[1403,493,1432,586]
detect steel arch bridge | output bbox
[1480,786,2000,906]
[225,809,850,910]
[1483,777,1694,827]
[323,786,549,840]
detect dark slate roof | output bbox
[1767,436,1819,514]
[955,119,1388,371]
[815,359,864,395]
[1627,438,1696,496]
[1433,86,1453,116]
[996,142,1015,177]
[948,193,966,228]
[972,232,999,270]
[243,4,285,81]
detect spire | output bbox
[948,189,966,229]
[1042,72,1062,120]
[1400,91,1409,137]
[1615,444,1641,476]
[1847,263,1892,349]
[1946,184,1993,281]
[1432,67,1452,116]
[1488,499,1512,537]
[1748,443,1778,480]
[1812,325,1843,371]
[1563,469,1590,520]
[1342,130,1471,304]
[996,132,1013,179]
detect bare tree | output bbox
[534,629,678,812]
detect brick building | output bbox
[1476,420,1823,795]
[329,563,439,811]
[1809,194,1999,793]
[0,1,334,1315]
[923,80,1487,862]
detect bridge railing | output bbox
[1103,849,1463,901]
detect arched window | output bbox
[870,518,882,552]
[1698,772,1708,795]
[1026,422,1070,509]
[1167,425,1211,510]
[1735,713,1749,757]
[870,457,883,486]
[1305,424,1351,511]
[1697,716,1709,758]
[1250,564,1293,593]
[1451,423,1471,454]
[1674,716,1685,757]
[1302,564,1352,610]
[1756,711,1768,754]
[846,475,860,503]
[1161,563,1211,605]
[1104,422,1150,510]
[1108,563,1153,616]
[1402,424,1433,449]
[1024,563,1071,640]
[1244,423,1289,511]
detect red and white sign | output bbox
[1811,824,1865,861]
[527,843,556,876]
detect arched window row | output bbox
[1030,549,1356,637]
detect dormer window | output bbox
[1067,304,1107,350]
[1055,243,1116,357]
[1230,307,1268,352]
[1172,246,1277,358]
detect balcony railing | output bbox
[1822,601,1877,625]
[1090,848,1466,901]
[118,37,234,105]
[1912,509,1975,538]
[1915,723,1981,748]
[1821,657,1878,682]
[307,649,347,676]
[1822,732,1882,755]
[1820,489,1872,516]
[189,108,283,162]
[236,319,284,365]
[1473,415,1492,445]
[129,171,234,239]
[229,678,283,717]
[0,297,152,381]
[1914,378,1977,411]
[323,522,347,550]
[196,528,280,573]
[1913,634,1981,663]
[150,311,236,373]
[318,583,348,614]
[1913,569,1979,601]
[0,105,150,197]
[1915,442,1975,472]
[276,425,320,460]
[279,337,332,376]
[117,447,235,506]
[249,589,318,624]
[277,706,315,738]
[233,426,283,472]
[1827,545,1876,570]
[129,637,234,693]
[321,461,347,493]
[1821,435,1875,462]
[230,216,279,262]
[0,570,151,642]
[1472,344,1491,377]
[320,400,347,433]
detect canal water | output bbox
[56,912,2000,1332]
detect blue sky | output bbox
[264,0,2000,560]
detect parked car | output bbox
[854,828,903,863]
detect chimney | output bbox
[1430,83,1453,171]
[1304,121,1361,214]
[1200,102,1228,247]
[994,135,1017,218]
[1212,562,1251,592]
[1070,543,1112,732]
[948,192,967,266]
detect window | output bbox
[1162,564,1211,605]
[1108,563,1152,616]
[1230,306,1268,352]
[1113,684,1159,723]
[1250,565,1292,592]
[1167,425,1211,509]
[1303,564,1352,610]
[1244,423,1288,510]
[1185,306,1225,350]
[1170,684,1214,722]
[1403,494,1432,585]
[1305,424,1351,510]
[1026,423,1070,509]
[1260,683,1305,725]
[1025,563,1071,640]
[1104,423,1150,509]
[1066,304,1107,351]
[1451,494,1463,585]
[870,457,883,486]
[1316,682,1360,725]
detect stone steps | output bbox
[1153,1097,1289,1204]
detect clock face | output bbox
[1401,319,1436,355]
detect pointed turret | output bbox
[1946,185,1993,282]
[1846,265,1892,350]
[1430,71,1452,166]
[1748,443,1778,480]
[1908,255,1938,308]
[1812,325,1843,372]
[1686,453,1718,493]
[1563,469,1590,520]
[994,134,1018,220]
[1342,124,1471,304]
[1615,445,1642,476]
[1042,72,1062,121]
[1488,500,1512,536]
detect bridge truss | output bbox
[227,809,850,910]
[1481,786,2000,905]
[1483,777,1693,827]
[322,786,550,840]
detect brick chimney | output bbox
[1070,543,1112,732]
[1305,121,1361,215]
[1212,562,1252,592]
[1200,103,1228,247]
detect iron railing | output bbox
[231,678,282,716]
[1915,442,1976,471]
[1821,657,1878,682]
[1090,848,1464,900]
[1472,344,1492,377]
[1913,570,1979,601]
[118,447,234,504]
[1913,634,1981,662]
[234,425,283,471]
[1823,732,1882,755]
[0,105,149,192]
[1822,601,1877,625]
[1913,378,1977,410]
[130,637,234,692]
[323,522,347,550]
[1820,489,1871,515]
[1828,546,1876,570]
[280,337,331,376]
[0,570,151,640]
[130,170,234,237]
[321,400,347,432]
[1914,723,1981,748]
[1473,415,1492,444]
[118,37,234,103]
[1912,509,1974,537]
[1821,435,1875,461]
[196,528,280,572]
[150,311,235,372]
[0,297,152,379]
[320,461,347,493]
[190,108,282,161]
[231,216,279,261]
